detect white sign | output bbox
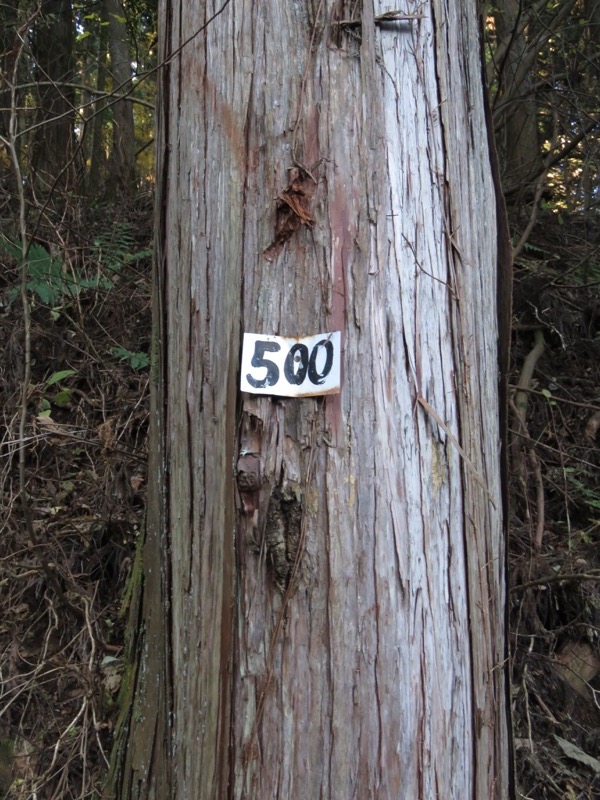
[240,332,341,397]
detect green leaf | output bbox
[46,369,76,387]
[34,282,54,305]
[53,389,73,407]
[130,352,149,370]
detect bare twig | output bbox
[417,394,497,508]
[513,110,560,260]
[508,384,600,414]
[333,11,424,26]
[512,173,547,260]
[512,329,545,446]
[529,445,545,550]
[511,328,546,548]
[511,572,600,593]
[3,80,155,109]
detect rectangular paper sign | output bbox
[240,332,341,397]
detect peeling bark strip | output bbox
[114,1,511,798]
[263,167,316,261]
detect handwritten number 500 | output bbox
[246,339,334,390]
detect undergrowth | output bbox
[0,198,151,799]
[509,209,600,799]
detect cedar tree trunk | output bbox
[111,1,512,798]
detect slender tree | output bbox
[111,1,512,798]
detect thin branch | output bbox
[508,385,600,413]
[503,116,600,196]
[513,110,559,258]
[548,244,600,287]
[513,329,545,434]
[333,11,424,26]
[511,329,546,547]
[491,0,578,105]
[530,445,545,550]
[417,395,497,508]
[511,572,600,593]
[509,428,600,471]
[509,0,578,98]
[512,172,546,259]
[3,81,155,110]
[487,0,549,87]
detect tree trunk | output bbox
[0,0,19,193]
[112,1,511,798]
[105,0,136,196]
[87,11,110,197]
[30,0,76,194]
[492,0,541,194]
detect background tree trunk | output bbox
[105,0,136,196]
[0,0,20,192]
[87,10,110,197]
[492,0,541,193]
[30,0,76,194]
[112,1,511,798]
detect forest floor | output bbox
[0,197,599,798]
[509,208,600,799]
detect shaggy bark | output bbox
[111,1,511,798]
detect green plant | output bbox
[1,226,150,312]
[1,239,115,308]
[2,241,76,306]
[564,467,600,512]
[111,346,149,371]
[91,223,152,273]
[37,369,78,415]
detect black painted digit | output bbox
[284,343,309,385]
[246,341,280,388]
[308,339,334,385]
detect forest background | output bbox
[1,1,600,798]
